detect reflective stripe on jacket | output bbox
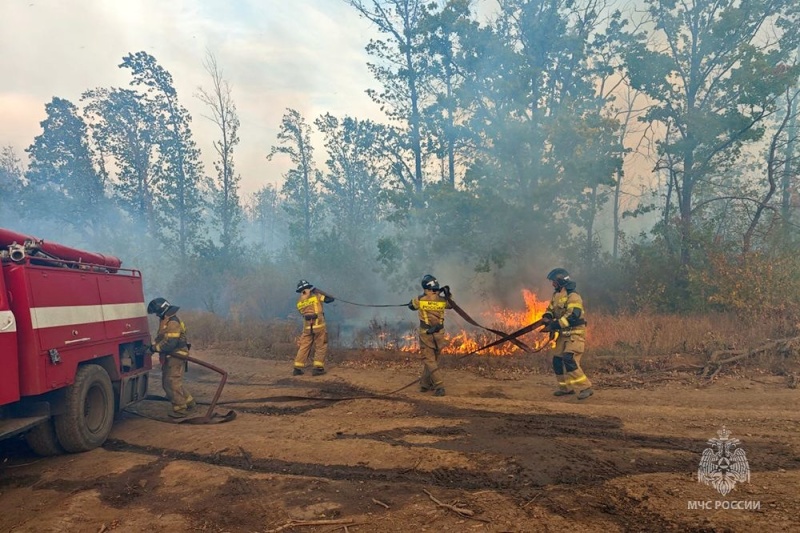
[154,314,190,356]
[546,288,586,335]
[297,291,327,330]
[411,292,451,328]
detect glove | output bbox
[146,344,156,353]
[546,321,561,332]
[426,323,444,335]
[324,296,335,303]
[439,285,451,298]
[541,313,553,324]
[407,301,416,310]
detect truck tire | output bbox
[54,364,115,453]
[25,419,64,456]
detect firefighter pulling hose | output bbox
[134,298,235,424]
[134,276,560,424]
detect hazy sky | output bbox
[0,0,388,196]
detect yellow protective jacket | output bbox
[154,313,190,357]
[297,289,331,330]
[545,286,586,335]
[411,290,452,329]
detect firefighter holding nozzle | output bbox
[293,280,335,376]
[145,297,196,418]
[542,268,593,400]
[408,274,452,397]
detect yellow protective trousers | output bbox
[419,328,445,389]
[552,332,591,392]
[294,324,328,369]
[162,355,194,412]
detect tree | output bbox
[778,79,800,241]
[196,51,243,257]
[268,109,319,247]
[315,113,387,247]
[0,145,24,224]
[82,87,158,232]
[24,97,106,238]
[623,0,800,269]
[120,51,206,264]
[419,0,477,187]
[246,184,287,254]
[457,0,623,264]
[347,0,434,196]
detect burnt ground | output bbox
[1,350,799,532]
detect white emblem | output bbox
[698,426,750,496]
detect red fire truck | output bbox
[0,228,151,455]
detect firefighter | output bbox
[146,297,196,418]
[293,280,334,376]
[542,268,593,400]
[408,274,452,397]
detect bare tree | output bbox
[196,50,243,255]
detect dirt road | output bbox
[1,350,798,532]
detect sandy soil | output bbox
[1,350,799,533]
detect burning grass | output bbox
[180,290,800,378]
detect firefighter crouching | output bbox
[542,268,593,400]
[146,297,196,418]
[293,279,335,376]
[408,274,452,397]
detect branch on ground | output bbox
[701,336,800,382]
[422,488,490,523]
[266,518,355,533]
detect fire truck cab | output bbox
[0,228,151,455]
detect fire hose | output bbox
[128,353,236,424]
[173,355,237,424]
[319,287,542,356]
[130,293,550,423]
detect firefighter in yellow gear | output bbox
[146,297,196,418]
[542,268,593,400]
[293,280,335,376]
[408,274,452,397]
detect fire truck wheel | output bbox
[54,364,115,453]
[25,419,64,456]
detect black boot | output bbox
[433,388,446,397]
[577,388,594,400]
[312,367,326,376]
[293,368,304,376]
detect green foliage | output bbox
[349,0,435,193]
[120,51,206,263]
[82,87,157,230]
[0,146,24,225]
[623,0,800,268]
[315,113,388,247]
[24,97,107,238]
[246,184,288,255]
[268,109,320,247]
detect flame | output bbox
[400,289,552,356]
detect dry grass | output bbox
[178,310,799,378]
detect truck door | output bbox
[0,267,20,406]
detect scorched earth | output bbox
[1,350,798,533]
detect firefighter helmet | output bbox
[147,297,176,317]
[296,279,313,293]
[546,268,570,288]
[421,274,440,291]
